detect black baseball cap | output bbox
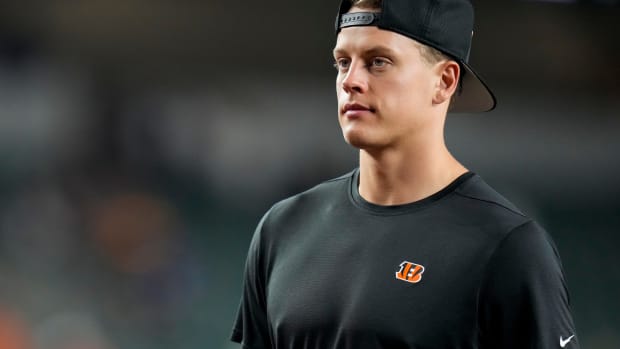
[335,0,496,113]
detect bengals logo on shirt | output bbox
[395,261,425,283]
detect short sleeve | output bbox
[478,220,579,349]
[231,213,272,349]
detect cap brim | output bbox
[448,62,496,113]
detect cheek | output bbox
[335,77,344,98]
[380,78,419,111]
[378,72,435,126]
[396,71,434,105]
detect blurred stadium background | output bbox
[0,0,618,348]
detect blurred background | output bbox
[0,0,618,348]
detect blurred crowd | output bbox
[0,30,355,349]
[0,34,226,349]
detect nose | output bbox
[340,61,369,94]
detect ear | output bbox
[432,61,460,105]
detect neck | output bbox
[358,138,467,206]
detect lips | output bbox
[342,102,375,115]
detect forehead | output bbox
[333,25,420,56]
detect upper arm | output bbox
[477,221,579,349]
[230,212,273,349]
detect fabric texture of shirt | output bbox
[231,169,579,349]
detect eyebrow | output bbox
[332,45,398,57]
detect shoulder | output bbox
[452,175,563,277]
[447,174,563,269]
[440,173,544,246]
[260,169,354,229]
[454,174,524,216]
[447,174,534,240]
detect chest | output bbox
[265,214,493,348]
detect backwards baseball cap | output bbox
[335,0,496,113]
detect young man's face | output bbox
[333,17,447,151]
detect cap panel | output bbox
[379,0,430,43]
[427,0,474,60]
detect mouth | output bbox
[342,102,375,116]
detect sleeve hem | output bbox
[230,327,242,343]
[230,329,267,349]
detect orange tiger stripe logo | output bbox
[395,261,425,283]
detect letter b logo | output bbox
[395,261,425,283]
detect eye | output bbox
[333,58,350,71]
[370,57,389,68]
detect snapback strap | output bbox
[338,12,381,30]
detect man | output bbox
[231,0,579,348]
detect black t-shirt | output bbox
[231,170,579,349]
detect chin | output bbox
[342,129,385,150]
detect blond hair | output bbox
[350,0,382,9]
